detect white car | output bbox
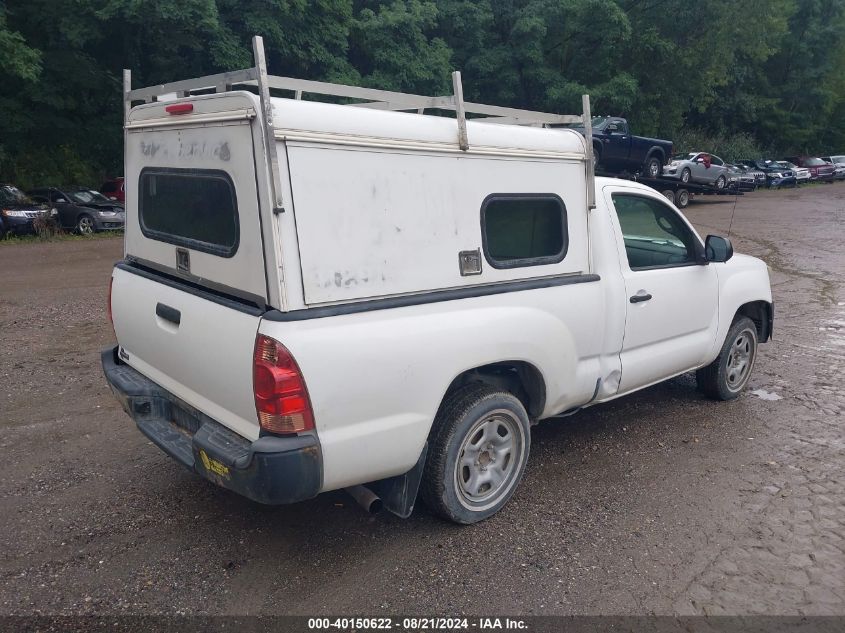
[103,38,774,524]
[663,152,730,189]
[778,161,810,183]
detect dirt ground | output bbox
[0,184,843,616]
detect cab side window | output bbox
[611,194,699,270]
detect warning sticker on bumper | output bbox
[199,449,230,478]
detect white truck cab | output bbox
[103,38,773,524]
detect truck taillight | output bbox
[253,334,315,434]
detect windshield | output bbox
[803,158,826,166]
[570,117,609,130]
[830,155,845,164]
[671,153,697,161]
[777,162,795,169]
[0,185,32,205]
[67,189,111,204]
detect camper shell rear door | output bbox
[123,92,275,305]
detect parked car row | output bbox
[660,153,844,193]
[0,179,125,237]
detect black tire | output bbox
[661,189,675,204]
[676,188,690,208]
[76,214,95,235]
[715,175,726,190]
[420,384,531,524]
[680,167,691,184]
[592,145,602,170]
[697,316,758,400]
[645,155,662,178]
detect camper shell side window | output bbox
[138,167,240,258]
[480,193,569,269]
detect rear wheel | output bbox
[645,156,662,178]
[661,189,675,204]
[697,317,758,400]
[421,384,531,524]
[676,188,690,208]
[76,214,95,235]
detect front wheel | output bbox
[76,214,95,235]
[715,175,726,190]
[680,167,691,184]
[420,384,531,524]
[676,188,690,208]
[697,316,758,400]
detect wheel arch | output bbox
[645,146,667,166]
[735,300,773,343]
[438,360,547,422]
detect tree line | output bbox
[2,0,844,188]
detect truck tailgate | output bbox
[111,265,261,441]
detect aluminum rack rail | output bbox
[124,35,596,210]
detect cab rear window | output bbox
[139,168,239,257]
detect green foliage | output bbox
[350,0,451,93]
[1,0,844,188]
[0,5,41,80]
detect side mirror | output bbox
[705,235,733,263]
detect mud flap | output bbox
[369,443,428,519]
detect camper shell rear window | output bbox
[139,168,239,257]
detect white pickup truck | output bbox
[103,38,773,524]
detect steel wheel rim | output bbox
[725,327,756,392]
[454,409,524,510]
[649,161,659,177]
[78,217,94,235]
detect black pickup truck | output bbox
[582,117,674,178]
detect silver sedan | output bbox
[662,152,730,189]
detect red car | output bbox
[100,177,125,202]
[783,157,835,182]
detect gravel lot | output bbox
[1,185,843,616]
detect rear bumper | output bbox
[101,346,322,504]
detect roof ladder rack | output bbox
[123,35,596,211]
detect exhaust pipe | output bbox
[345,485,383,514]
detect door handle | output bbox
[155,302,181,325]
[629,293,652,304]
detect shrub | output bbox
[31,213,62,240]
